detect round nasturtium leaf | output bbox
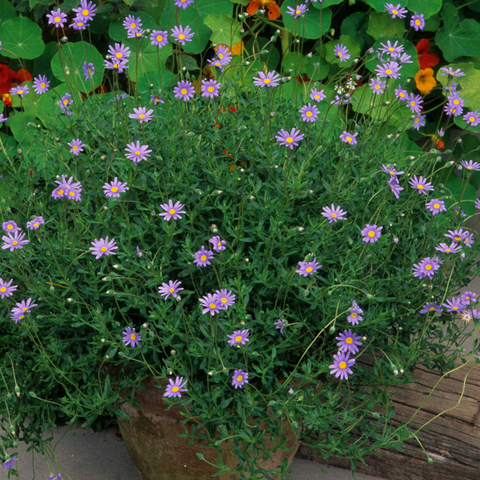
[0,0,16,27]
[51,42,105,93]
[407,0,442,20]
[0,17,45,60]
[325,35,361,66]
[125,40,173,82]
[366,12,405,40]
[109,11,159,42]
[281,1,332,40]
[204,14,242,48]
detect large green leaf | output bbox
[36,83,81,127]
[51,42,105,93]
[444,178,477,217]
[109,11,158,42]
[341,12,374,51]
[0,0,16,27]
[363,0,396,12]
[324,36,361,66]
[367,12,405,40]
[436,62,480,111]
[125,40,173,82]
[281,1,332,40]
[33,42,63,89]
[436,4,480,62]
[204,14,242,47]
[406,0,442,20]
[11,82,37,118]
[0,17,45,60]
[10,113,36,144]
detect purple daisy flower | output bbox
[445,229,468,242]
[174,80,195,101]
[2,456,18,471]
[33,75,50,95]
[388,177,404,199]
[215,45,232,65]
[82,62,94,80]
[340,131,358,145]
[336,329,362,355]
[125,141,152,164]
[444,104,463,117]
[26,216,45,230]
[443,297,466,313]
[150,30,169,48]
[122,326,141,347]
[59,93,73,113]
[0,278,18,298]
[329,351,355,380]
[12,298,37,316]
[406,93,423,114]
[0,113,7,123]
[380,40,404,58]
[253,70,281,88]
[159,199,186,221]
[159,280,184,300]
[381,165,405,177]
[413,114,426,131]
[171,25,194,45]
[394,85,408,101]
[136,246,142,257]
[201,79,221,99]
[463,232,474,248]
[310,88,326,102]
[164,377,187,398]
[47,8,67,28]
[286,4,308,17]
[322,204,347,223]
[420,301,443,314]
[361,224,382,243]
[410,13,425,31]
[209,235,226,252]
[299,103,319,123]
[11,85,29,97]
[296,258,322,276]
[426,199,446,216]
[150,94,165,105]
[72,0,97,21]
[369,77,386,94]
[461,291,476,305]
[72,18,89,30]
[347,301,363,325]
[440,67,465,77]
[412,257,440,279]
[108,43,131,61]
[334,44,350,62]
[376,61,401,79]
[127,29,145,39]
[215,289,236,310]
[11,312,26,323]
[232,369,248,389]
[123,14,141,35]
[463,110,480,127]
[207,58,226,71]
[2,231,29,251]
[104,58,129,73]
[460,160,480,171]
[103,177,128,198]
[68,139,84,156]
[448,92,464,107]
[2,220,20,233]
[129,107,154,123]
[275,318,287,333]
[409,175,434,194]
[227,329,249,346]
[199,292,220,315]
[275,128,304,149]
[435,242,461,254]
[89,237,118,259]
[194,246,214,267]
[175,0,194,8]
[385,3,408,18]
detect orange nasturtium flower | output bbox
[414,68,437,94]
[414,39,439,69]
[246,0,281,20]
[215,41,245,55]
[430,135,444,149]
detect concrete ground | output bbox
[0,422,382,480]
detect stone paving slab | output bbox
[0,423,382,480]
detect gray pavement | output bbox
[0,422,382,480]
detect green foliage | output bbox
[437,62,480,111]
[0,16,45,59]
[281,1,332,40]
[366,12,406,39]
[407,0,443,19]
[204,14,242,47]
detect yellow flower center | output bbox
[170,288,175,293]
[368,231,375,237]
[470,116,475,122]
[415,19,421,25]
[314,95,319,99]
[351,312,357,318]
[433,203,439,209]
[22,306,28,311]
[386,69,393,75]
[168,209,176,215]
[209,303,216,309]
[237,375,243,381]
[417,184,424,189]
[453,99,459,105]
[181,88,187,95]
[331,213,337,217]
[429,307,435,311]
[339,361,347,369]
[400,92,405,97]
[446,249,451,253]
[72,146,78,150]
[218,53,224,59]
[375,84,380,89]
[111,187,118,193]
[54,16,61,22]
[425,264,432,270]
[157,35,163,42]
[453,306,458,310]
[207,86,214,92]
[286,137,293,143]
[410,101,415,106]
[392,9,398,14]
[63,99,69,105]
[0,287,6,293]
[264,78,271,84]
[18,90,23,95]
[388,47,394,51]
[455,236,461,241]
[139,114,145,119]
[295,9,301,14]
[130,23,136,28]
[467,166,473,170]
[306,267,313,272]
[101,246,108,252]
[7,225,13,230]
[18,315,24,320]
[116,52,123,58]
[178,34,185,40]
[33,222,39,227]
[217,242,222,246]
[221,297,227,303]
[78,22,84,26]
[201,255,207,261]
[346,136,352,142]
[306,111,312,117]
[346,337,353,344]
[235,336,242,342]
[466,296,470,300]
[69,191,75,197]
[450,108,456,114]
[83,9,89,15]
[172,386,179,392]
[338,52,342,57]
[58,189,64,195]
[130,333,136,339]
[12,241,18,246]
[40,82,45,88]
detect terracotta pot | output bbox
[103,365,299,480]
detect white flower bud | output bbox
[171,350,176,355]
[309,190,314,194]
[250,196,255,200]
[101,338,105,343]
[67,298,72,302]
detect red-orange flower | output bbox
[0,66,32,95]
[415,39,439,70]
[246,0,281,20]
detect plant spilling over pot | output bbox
[1,0,480,478]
